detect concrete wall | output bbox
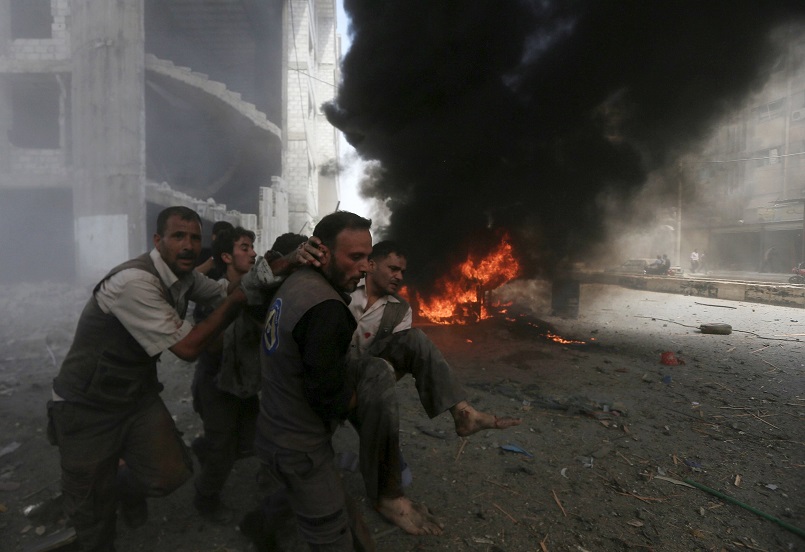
[0,0,76,282]
[258,177,290,252]
[697,26,805,272]
[284,0,338,236]
[0,0,339,282]
[579,271,805,308]
[6,0,71,62]
[71,0,146,282]
[0,76,9,175]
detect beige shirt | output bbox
[95,248,228,357]
[348,283,412,358]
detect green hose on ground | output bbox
[683,479,805,540]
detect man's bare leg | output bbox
[451,401,522,437]
[375,496,444,535]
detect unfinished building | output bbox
[0,0,340,283]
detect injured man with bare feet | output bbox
[347,240,521,535]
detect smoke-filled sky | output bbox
[326,0,805,289]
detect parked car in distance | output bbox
[605,258,685,276]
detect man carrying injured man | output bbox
[244,212,434,550]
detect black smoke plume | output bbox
[325,0,805,292]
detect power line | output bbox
[289,67,335,88]
[704,150,805,163]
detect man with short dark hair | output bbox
[48,206,244,551]
[270,232,309,257]
[256,211,372,551]
[190,226,260,523]
[191,228,313,523]
[47,206,317,552]
[245,211,423,551]
[193,220,235,324]
[195,220,234,279]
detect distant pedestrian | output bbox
[761,246,777,273]
[689,249,699,273]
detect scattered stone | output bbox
[0,442,20,458]
[591,443,613,458]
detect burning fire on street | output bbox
[407,233,587,346]
[415,233,520,325]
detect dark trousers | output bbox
[346,357,403,502]
[252,356,399,549]
[191,355,258,502]
[368,328,465,418]
[254,439,353,551]
[349,331,464,501]
[47,395,192,552]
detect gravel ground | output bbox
[0,281,803,552]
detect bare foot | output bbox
[451,401,522,437]
[375,496,444,535]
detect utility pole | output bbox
[676,167,683,267]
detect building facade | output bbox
[693,24,805,272]
[0,0,340,283]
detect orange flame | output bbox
[522,320,585,344]
[544,330,586,345]
[417,234,520,324]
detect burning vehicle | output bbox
[410,233,520,325]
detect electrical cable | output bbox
[683,479,805,539]
[634,315,802,342]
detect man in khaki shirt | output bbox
[48,206,320,552]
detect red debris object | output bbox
[661,351,685,365]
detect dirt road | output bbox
[1,282,803,551]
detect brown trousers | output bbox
[47,395,192,552]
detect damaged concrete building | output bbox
[691,25,805,271]
[0,0,340,283]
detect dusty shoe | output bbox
[194,492,234,525]
[200,503,234,525]
[119,495,148,529]
[24,493,66,524]
[238,509,280,552]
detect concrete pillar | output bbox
[314,0,339,216]
[0,1,10,176]
[0,77,10,178]
[0,0,10,55]
[284,0,316,236]
[70,0,146,283]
